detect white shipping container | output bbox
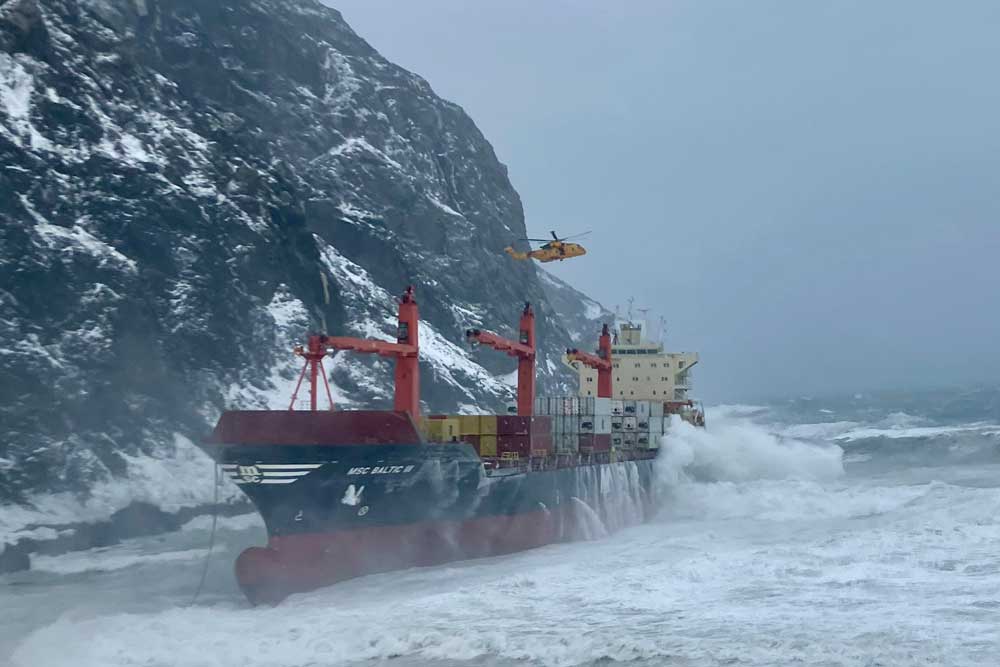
[580,396,595,416]
[650,418,665,435]
[595,414,613,434]
[650,401,665,418]
[611,400,624,416]
[611,415,624,432]
[623,400,637,415]
[637,401,651,418]
[648,433,662,449]
[566,414,580,434]
[636,433,651,448]
[611,434,624,448]
[623,432,637,446]
[556,433,578,452]
[595,397,612,416]
[637,418,650,430]
[623,416,638,431]
[553,413,565,435]
[579,415,596,433]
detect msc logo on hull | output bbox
[221,463,323,485]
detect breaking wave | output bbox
[656,415,845,486]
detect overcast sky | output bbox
[330,1,1000,402]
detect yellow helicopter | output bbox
[504,230,590,263]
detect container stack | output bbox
[422,398,670,461]
[579,396,612,454]
[423,414,499,457]
[496,415,553,460]
[533,396,613,455]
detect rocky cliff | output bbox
[0,0,611,518]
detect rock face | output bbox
[0,0,611,504]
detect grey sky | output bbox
[329,0,1000,401]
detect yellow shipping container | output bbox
[479,415,498,435]
[458,415,482,436]
[425,418,460,442]
[478,435,497,458]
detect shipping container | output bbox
[530,416,553,438]
[595,414,613,434]
[637,418,650,430]
[623,416,638,431]
[623,432,637,446]
[647,434,661,449]
[530,434,553,456]
[611,416,624,432]
[550,414,564,436]
[556,433,578,452]
[479,434,498,457]
[636,401,651,418]
[611,434,624,448]
[636,433,650,448]
[480,415,498,436]
[497,434,530,458]
[534,397,547,416]
[579,396,595,416]
[595,397,612,416]
[592,434,612,452]
[577,433,594,451]
[579,416,595,433]
[611,400,624,416]
[425,417,460,442]
[650,401,665,418]
[650,418,665,435]
[459,415,481,436]
[498,415,531,436]
[565,414,580,434]
[623,400,637,415]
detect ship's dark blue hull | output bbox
[217,442,658,603]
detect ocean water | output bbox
[3,390,1000,666]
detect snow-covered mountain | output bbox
[0,0,611,514]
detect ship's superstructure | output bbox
[205,286,702,605]
[568,321,698,401]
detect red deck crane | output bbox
[289,286,420,417]
[465,302,536,416]
[565,323,614,398]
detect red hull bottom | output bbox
[236,502,645,605]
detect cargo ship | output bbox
[205,287,703,604]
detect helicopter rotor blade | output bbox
[560,231,592,242]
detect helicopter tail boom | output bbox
[504,246,529,261]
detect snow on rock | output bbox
[0,0,611,524]
[0,435,242,545]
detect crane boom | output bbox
[465,302,536,416]
[288,286,420,416]
[565,323,614,398]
